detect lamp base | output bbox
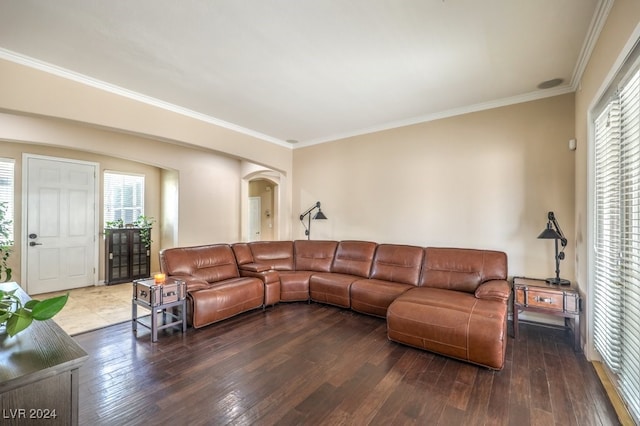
[546,277,571,286]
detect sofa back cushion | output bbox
[420,247,507,293]
[331,240,378,277]
[160,244,239,282]
[248,241,294,270]
[369,244,424,285]
[231,243,254,265]
[294,240,338,272]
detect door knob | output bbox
[29,241,43,247]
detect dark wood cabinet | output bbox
[105,228,151,284]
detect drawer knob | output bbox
[534,296,552,303]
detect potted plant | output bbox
[0,202,68,336]
[0,201,12,282]
[104,218,124,230]
[104,215,155,248]
[0,289,68,337]
[133,215,155,248]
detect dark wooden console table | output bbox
[0,282,88,425]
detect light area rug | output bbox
[31,283,133,336]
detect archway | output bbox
[241,164,283,242]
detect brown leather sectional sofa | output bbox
[159,240,510,369]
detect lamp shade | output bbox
[538,226,562,240]
[313,210,327,220]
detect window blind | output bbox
[618,67,640,419]
[594,102,622,371]
[103,171,145,226]
[0,159,15,243]
[593,67,640,422]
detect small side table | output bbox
[132,277,187,342]
[512,276,581,351]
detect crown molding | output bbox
[0,48,293,149]
[296,86,575,148]
[570,0,615,89]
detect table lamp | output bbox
[537,211,570,285]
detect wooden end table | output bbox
[512,276,581,351]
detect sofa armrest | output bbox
[239,269,280,306]
[238,262,271,273]
[475,279,510,302]
[179,277,210,293]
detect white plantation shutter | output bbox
[104,171,145,225]
[593,66,640,422]
[0,158,14,242]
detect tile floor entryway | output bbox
[32,283,132,335]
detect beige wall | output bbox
[574,0,640,357]
[294,94,576,280]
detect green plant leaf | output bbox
[31,293,68,320]
[24,299,39,309]
[6,308,33,337]
[0,311,10,322]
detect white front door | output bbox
[24,155,97,294]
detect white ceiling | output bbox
[0,0,608,148]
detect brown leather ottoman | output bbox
[387,287,507,369]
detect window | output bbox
[0,158,15,243]
[104,171,145,226]
[593,50,640,422]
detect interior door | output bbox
[25,155,97,294]
[248,197,261,242]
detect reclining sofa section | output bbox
[159,240,510,369]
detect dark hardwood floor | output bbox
[73,302,620,426]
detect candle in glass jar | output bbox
[154,273,166,284]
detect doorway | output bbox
[248,197,261,241]
[248,179,275,241]
[23,155,98,294]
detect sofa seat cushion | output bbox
[279,271,313,301]
[387,287,507,370]
[187,277,264,328]
[350,279,414,318]
[309,273,361,308]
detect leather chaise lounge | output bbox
[159,240,510,369]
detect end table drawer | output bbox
[133,278,185,307]
[514,283,580,314]
[516,288,563,311]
